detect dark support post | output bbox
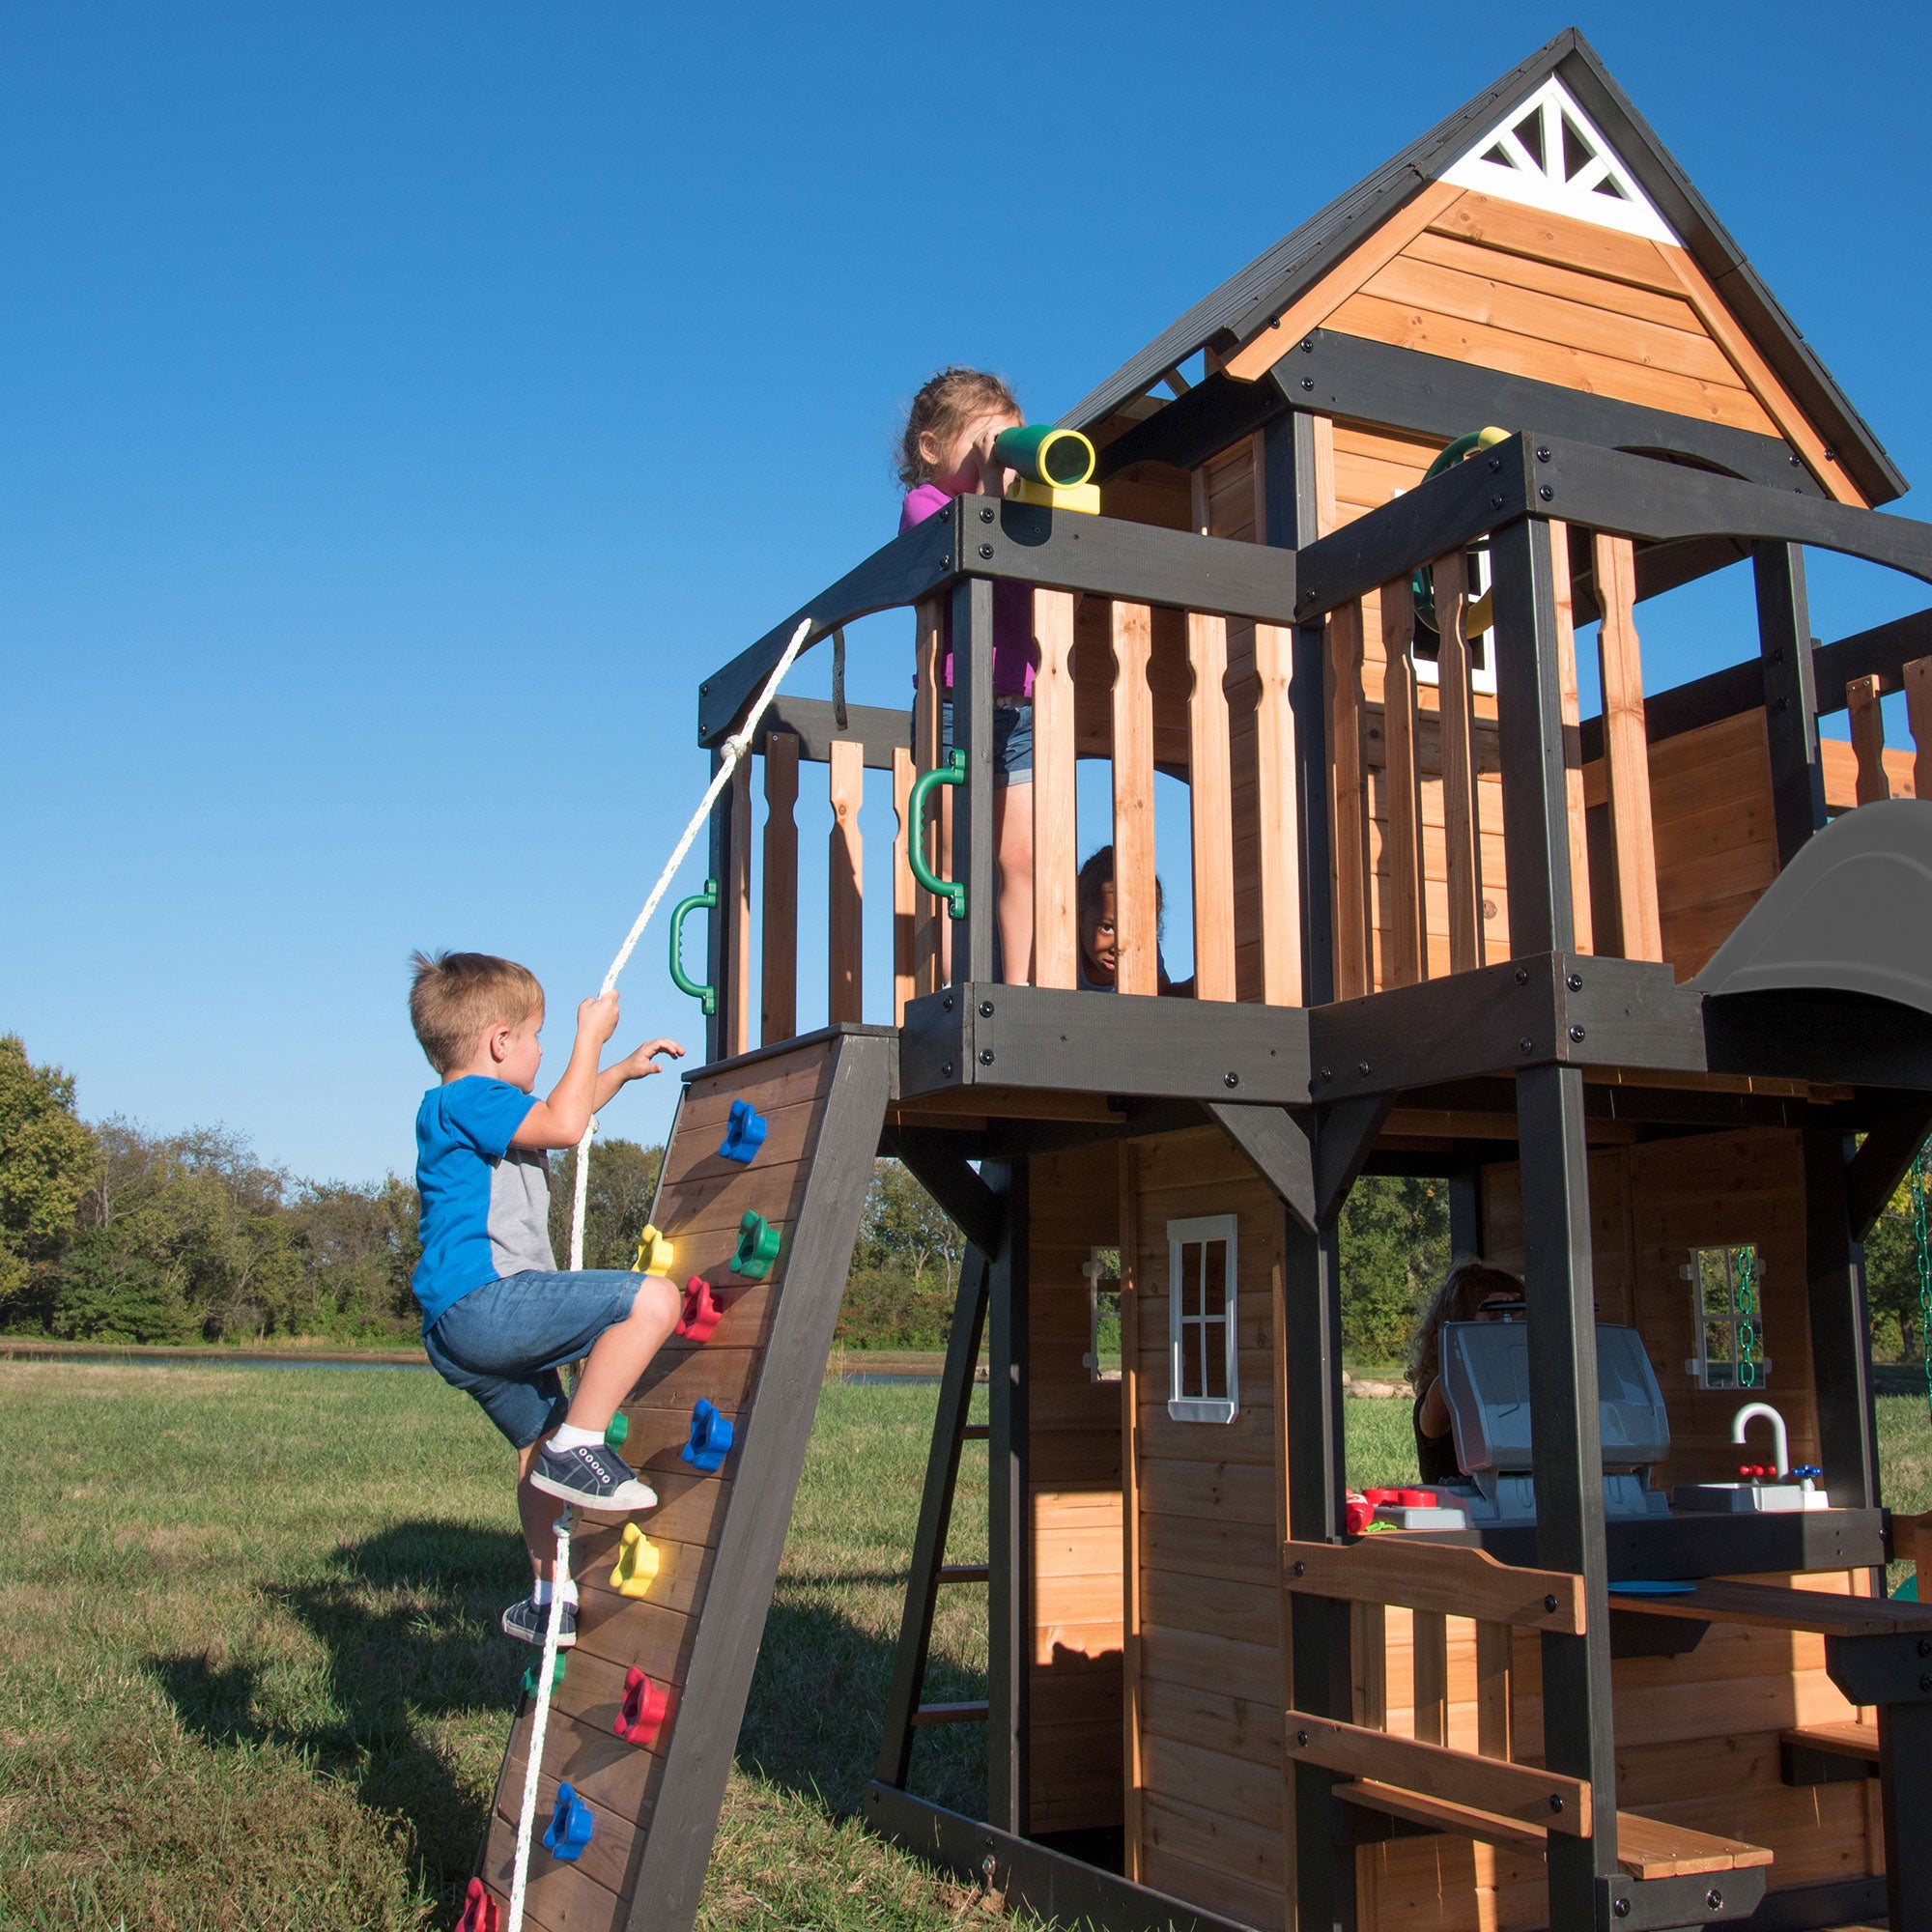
[1753,542,1828,867]
[1489,517,1577,957]
[1449,1168,1482,1261]
[953,577,998,984]
[1805,1130,1881,1513]
[1518,1065,1616,1930]
[1879,1702,1932,1931]
[1285,1210,1353,1932]
[984,1156,1029,1835]
[704,747,729,1065]
[876,1253,992,1789]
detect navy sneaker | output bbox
[502,1595,578,1648]
[528,1440,659,1513]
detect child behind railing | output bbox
[1075,845,1192,997]
[898,368,1038,983]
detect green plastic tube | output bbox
[992,424,1096,490]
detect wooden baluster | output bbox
[1378,578,1424,990]
[1412,1607,1449,1746]
[1476,1620,1514,1761]
[828,738,864,1023]
[1351,1600,1388,1729]
[1257,619,1303,1007]
[761,730,799,1043]
[1593,532,1663,961]
[1033,588,1079,988]
[1549,521,1595,953]
[724,755,753,1055]
[1327,601,1369,1000]
[1907,657,1932,801]
[1435,552,1484,974]
[1848,673,1890,805]
[893,747,915,1025]
[1112,601,1158,996]
[912,598,945,997]
[1188,611,1236,1002]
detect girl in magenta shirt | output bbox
[898,367,1039,982]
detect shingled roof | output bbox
[1058,28,1904,506]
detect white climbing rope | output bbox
[505,615,814,1930]
[506,1507,573,1932]
[565,615,814,1268]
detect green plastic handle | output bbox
[668,878,719,1015]
[907,752,968,922]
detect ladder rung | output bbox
[938,1563,989,1584]
[960,1423,989,1440]
[911,1700,990,1726]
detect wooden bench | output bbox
[1782,1719,1881,1784]
[1606,1578,1932,1639]
[1339,1779,1775,1882]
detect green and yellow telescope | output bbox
[992,424,1100,515]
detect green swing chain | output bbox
[1734,1246,1759,1391]
[1913,1148,1932,1427]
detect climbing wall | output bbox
[470,1027,892,1932]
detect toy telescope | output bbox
[992,424,1101,514]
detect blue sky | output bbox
[6,3,1930,1184]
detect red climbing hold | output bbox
[456,1877,500,1932]
[676,1276,722,1344]
[615,1665,669,1746]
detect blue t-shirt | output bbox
[412,1076,556,1328]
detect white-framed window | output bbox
[1681,1244,1771,1390]
[1167,1214,1238,1424]
[1082,1248,1122,1383]
[1439,74,1679,245]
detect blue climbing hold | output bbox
[544,1782,594,1862]
[682,1397,735,1472]
[718,1097,768,1165]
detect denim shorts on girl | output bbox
[941,696,1033,783]
[422,1269,642,1447]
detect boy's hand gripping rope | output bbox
[565,617,812,1270]
[505,618,811,1932]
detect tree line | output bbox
[4,1033,1926,1368]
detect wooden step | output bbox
[1784,1720,1880,1762]
[938,1563,989,1584]
[911,1700,990,1726]
[1340,1780,1775,1882]
[960,1422,989,1441]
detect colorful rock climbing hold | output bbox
[717,1096,768,1165]
[609,1520,660,1598]
[604,1410,629,1450]
[632,1223,676,1277]
[729,1210,781,1280]
[456,1877,501,1932]
[614,1664,669,1747]
[676,1275,722,1344]
[682,1397,734,1472]
[523,1652,567,1696]
[543,1782,594,1863]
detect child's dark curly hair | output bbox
[897,367,1021,488]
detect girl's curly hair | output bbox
[1405,1260,1526,1393]
[897,367,1020,488]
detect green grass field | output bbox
[2,1364,1929,1929]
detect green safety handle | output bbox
[907,752,968,922]
[668,878,719,1015]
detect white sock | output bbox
[532,1577,580,1607]
[548,1422,603,1455]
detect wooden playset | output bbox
[469,29,1932,1932]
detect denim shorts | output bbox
[423,1269,642,1448]
[941,697,1033,783]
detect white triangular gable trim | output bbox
[1440,75,1680,245]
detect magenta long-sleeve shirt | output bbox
[901,483,1037,697]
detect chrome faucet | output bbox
[1731,1401,1789,1479]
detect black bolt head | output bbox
[980,505,994,523]
[1544,1594,1558,1612]
[1613,1900,1631,1918]
[1539,484,1554,501]
[1921,1673,1932,1692]
[1296,1729,1310,1747]
[1293,1560,1305,1577]
[1491,494,1505,509]
[1548,1795,1563,1813]
[942,994,953,1010]
[1536,446,1551,463]
[1515,966,1529,984]
[978,1048,994,1065]
[978,543,994,559]
[941,1061,953,1076]
[1519,1037,1534,1053]
[1567,973,1582,991]
[1706,1890,1722,1912]
[1301,377,1315,391]
[1488,456,1502,472]
[1320,1066,1332,1080]
[1918,1636,1930,1657]
[979,1000,994,1017]
[1300,338,1314,352]
[1570,1024,1585,1042]
[1223,1071,1239,1088]
[1357,1061,1370,1077]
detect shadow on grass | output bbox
[147,1519,529,1900]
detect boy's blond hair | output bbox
[409,951,544,1075]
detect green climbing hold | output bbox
[523,1652,567,1696]
[730,1210,782,1281]
[604,1411,629,1450]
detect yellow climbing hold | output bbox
[632,1224,675,1277]
[610,1521,661,1599]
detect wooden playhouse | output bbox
[471,27,1932,1932]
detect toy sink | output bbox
[1672,1481,1831,1513]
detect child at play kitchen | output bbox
[408,950,685,1649]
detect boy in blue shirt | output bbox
[409,948,685,1648]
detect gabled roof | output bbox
[1060,28,1905,506]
